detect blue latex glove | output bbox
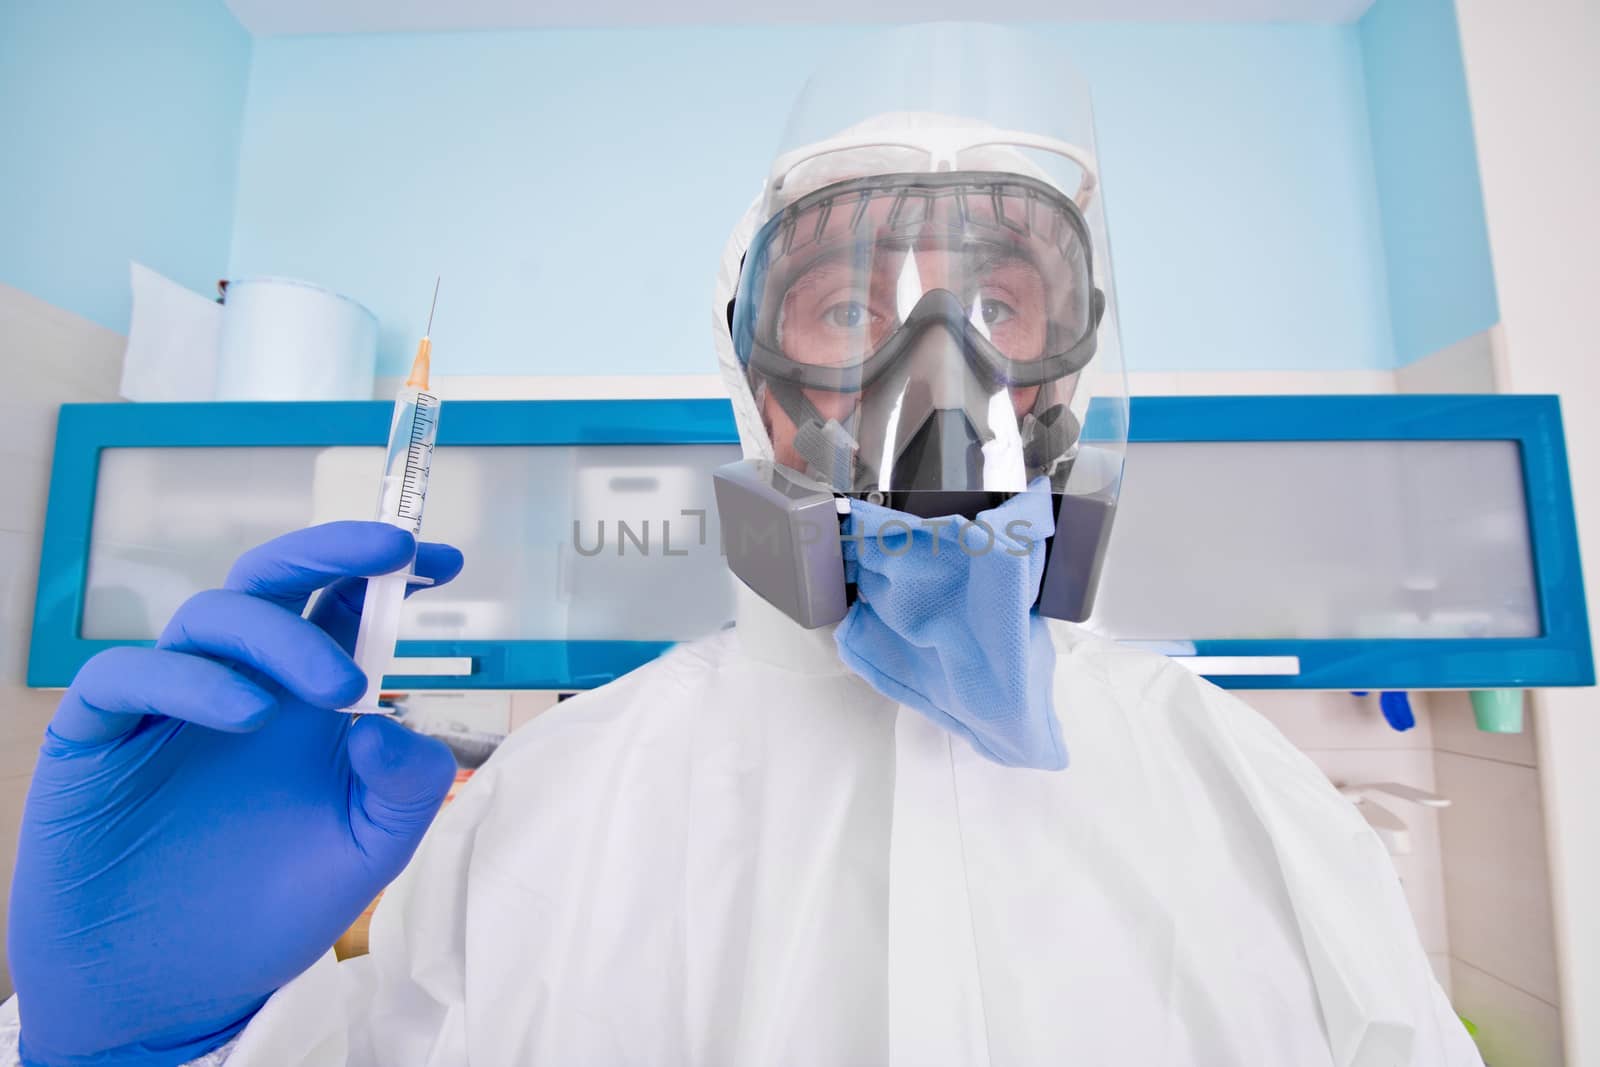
[835,484,1066,770]
[8,522,464,1067]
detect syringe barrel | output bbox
[348,571,408,714]
[374,387,440,534]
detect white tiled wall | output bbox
[1438,745,1559,1003]
[1453,956,1566,1067]
[1433,692,1564,1066]
[0,281,128,998]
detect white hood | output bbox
[711,195,774,465]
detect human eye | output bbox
[978,297,1016,326]
[822,300,874,329]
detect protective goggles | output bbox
[732,171,1104,393]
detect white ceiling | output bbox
[225,0,1377,36]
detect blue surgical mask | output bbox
[834,483,1065,771]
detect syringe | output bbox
[346,280,442,714]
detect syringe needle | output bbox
[408,280,439,391]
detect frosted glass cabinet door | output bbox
[85,447,329,639]
[84,444,741,643]
[38,395,1588,693]
[86,438,1541,647]
[1089,440,1541,641]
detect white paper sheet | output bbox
[120,262,222,401]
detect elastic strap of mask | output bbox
[763,376,874,489]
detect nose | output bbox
[900,321,972,412]
[912,246,957,295]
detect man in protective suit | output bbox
[4,25,1480,1067]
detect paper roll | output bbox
[216,277,378,400]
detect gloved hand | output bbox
[835,484,1066,771]
[7,522,464,1067]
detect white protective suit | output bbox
[0,157,1480,1065]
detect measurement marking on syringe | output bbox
[397,394,438,519]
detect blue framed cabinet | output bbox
[1090,396,1590,690]
[28,396,1593,693]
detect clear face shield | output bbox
[714,24,1129,627]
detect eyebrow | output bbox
[783,248,870,294]
[965,244,1050,287]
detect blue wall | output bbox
[228,23,1396,377]
[0,0,252,333]
[0,10,1492,374]
[1359,0,1498,364]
